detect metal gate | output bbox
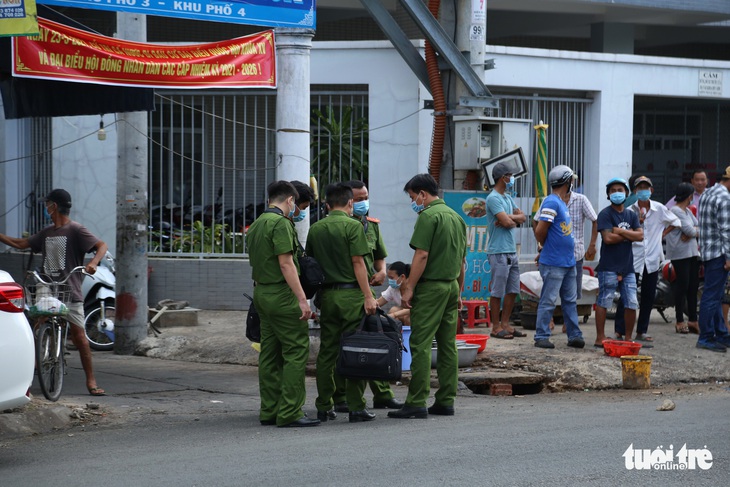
[148,91,277,257]
[148,87,369,256]
[491,92,592,254]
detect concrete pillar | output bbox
[453,0,487,189]
[591,23,635,54]
[114,12,149,355]
[275,28,315,244]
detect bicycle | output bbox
[25,266,86,402]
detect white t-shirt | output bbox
[380,286,402,306]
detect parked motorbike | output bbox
[606,262,703,323]
[82,251,116,351]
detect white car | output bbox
[0,270,34,410]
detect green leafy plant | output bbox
[311,105,369,193]
[149,221,244,254]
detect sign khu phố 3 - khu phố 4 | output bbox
[36,0,315,29]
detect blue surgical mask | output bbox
[292,206,307,223]
[353,200,370,217]
[287,200,296,219]
[636,189,651,202]
[609,192,627,205]
[387,278,400,289]
[43,206,51,220]
[411,194,425,214]
[505,176,515,190]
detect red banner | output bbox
[12,18,276,89]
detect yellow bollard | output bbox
[621,355,652,389]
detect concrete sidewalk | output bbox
[2,309,728,440]
[137,309,730,390]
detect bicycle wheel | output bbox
[84,300,115,351]
[35,321,64,402]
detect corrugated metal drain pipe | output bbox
[426,0,446,184]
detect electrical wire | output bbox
[154,93,426,135]
[0,119,121,165]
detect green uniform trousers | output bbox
[315,288,367,412]
[333,375,394,404]
[254,283,310,426]
[405,280,460,408]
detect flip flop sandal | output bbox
[508,329,527,338]
[490,330,514,339]
[635,334,653,342]
[675,324,689,334]
[88,387,106,397]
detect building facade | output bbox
[1,1,729,308]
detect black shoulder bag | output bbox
[296,237,325,298]
[243,293,260,343]
[264,207,324,298]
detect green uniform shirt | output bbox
[247,211,300,284]
[306,210,370,284]
[409,199,467,280]
[351,215,388,278]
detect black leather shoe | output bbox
[279,417,321,428]
[317,409,337,422]
[373,398,405,409]
[387,405,428,419]
[334,402,349,413]
[348,409,376,423]
[427,404,455,416]
[260,419,277,426]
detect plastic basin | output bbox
[455,334,489,353]
[431,344,480,368]
[602,339,641,358]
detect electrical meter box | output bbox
[453,116,532,170]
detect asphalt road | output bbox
[2,385,727,487]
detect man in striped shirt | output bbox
[697,166,730,353]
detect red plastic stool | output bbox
[462,300,491,329]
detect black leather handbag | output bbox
[336,309,404,381]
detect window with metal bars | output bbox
[147,87,369,256]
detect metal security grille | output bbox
[28,117,53,235]
[310,86,369,223]
[148,91,276,257]
[148,87,369,256]
[490,92,591,254]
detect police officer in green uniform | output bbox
[306,183,379,423]
[247,181,320,428]
[332,180,403,410]
[388,174,466,419]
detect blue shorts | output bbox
[488,253,520,298]
[596,271,638,310]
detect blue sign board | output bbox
[442,190,491,300]
[37,0,315,29]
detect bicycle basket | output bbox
[25,282,72,318]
